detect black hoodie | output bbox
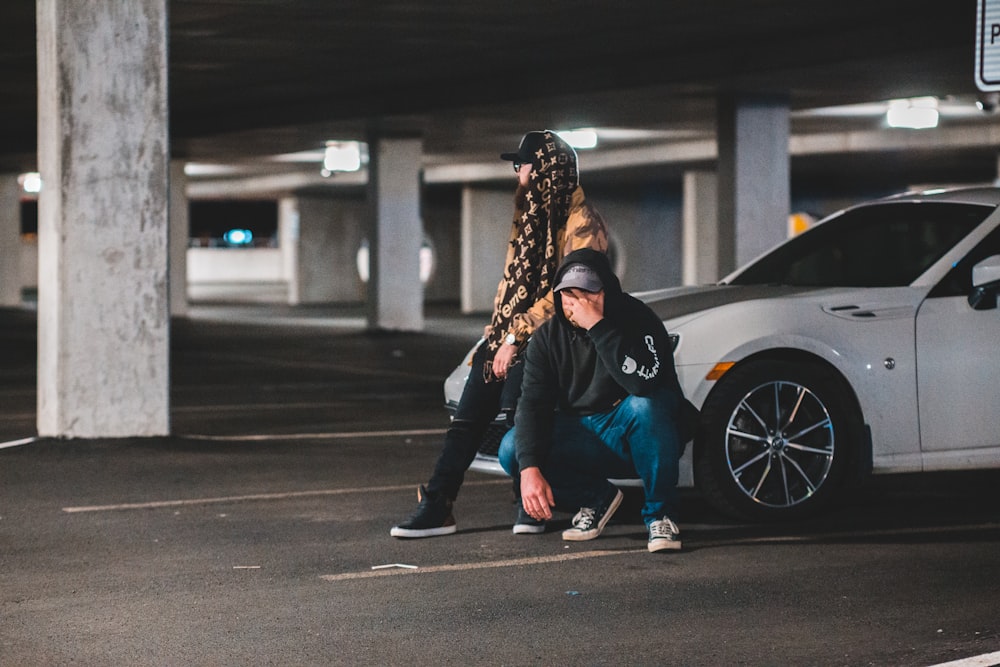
[514,248,685,471]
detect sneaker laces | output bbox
[649,517,678,539]
[570,507,596,531]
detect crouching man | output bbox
[498,248,691,552]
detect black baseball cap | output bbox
[500,131,547,163]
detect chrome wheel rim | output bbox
[725,380,835,508]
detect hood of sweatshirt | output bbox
[552,248,622,328]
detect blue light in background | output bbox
[223,228,253,246]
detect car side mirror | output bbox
[968,254,1000,311]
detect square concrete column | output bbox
[279,197,301,304]
[717,95,790,274]
[169,161,189,317]
[460,186,512,313]
[0,175,21,307]
[288,195,366,304]
[36,0,170,437]
[682,170,720,285]
[366,135,423,331]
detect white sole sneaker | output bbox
[512,522,546,535]
[561,489,623,541]
[648,536,682,552]
[389,523,457,538]
[647,517,682,552]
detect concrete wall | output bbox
[187,247,285,282]
[586,182,685,293]
[422,185,462,303]
[295,194,367,304]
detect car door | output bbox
[915,225,1000,456]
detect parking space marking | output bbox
[320,549,638,582]
[316,521,1000,582]
[0,436,37,450]
[927,650,1000,667]
[61,479,507,514]
[696,521,1000,546]
[182,428,446,442]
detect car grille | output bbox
[478,422,509,457]
[445,403,508,458]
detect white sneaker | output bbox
[647,516,682,552]
[561,489,623,541]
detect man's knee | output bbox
[498,427,517,477]
[624,389,678,427]
[626,395,656,421]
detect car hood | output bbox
[637,283,926,328]
[637,284,824,322]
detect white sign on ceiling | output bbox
[977,0,1000,90]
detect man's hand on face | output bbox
[520,466,555,520]
[559,288,605,330]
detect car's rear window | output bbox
[729,202,993,287]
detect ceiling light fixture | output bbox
[557,128,598,149]
[322,141,363,176]
[886,97,939,129]
[18,172,41,194]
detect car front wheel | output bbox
[694,359,863,521]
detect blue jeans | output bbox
[499,386,682,526]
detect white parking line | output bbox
[927,650,1000,667]
[0,436,37,450]
[707,522,1000,545]
[316,522,1000,582]
[61,479,507,514]
[320,549,639,582]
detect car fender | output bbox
[666,289,925,465]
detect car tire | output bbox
[694,359,863,521]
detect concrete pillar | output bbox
[682,171,720,285]
[279,197,301,304]
[36,0,170,437]
[717,95,790,274]
[292,195,366,304]
[0,175,21,306]
[169,161,188,317]
[366,135,423,331]
[460,186,511,313]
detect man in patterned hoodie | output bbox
[392,130,610,538]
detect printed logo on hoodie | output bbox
[621,335,661,379]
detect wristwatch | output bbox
[504,333,518,346]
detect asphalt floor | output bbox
[2,304,1000,666]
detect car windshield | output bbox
[729,202,993,287]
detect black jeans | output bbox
[425,342,522,501]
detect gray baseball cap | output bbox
[553,263,603,293]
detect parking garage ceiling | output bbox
[0,1,990,187]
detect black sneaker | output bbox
[561,488,623,542]
[512,503,546,535]
[390,486,457,538]
[647,516,682,552]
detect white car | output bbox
[445,186,1000,521]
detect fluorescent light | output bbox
[183,163,243,176]
[886,97,939,129]
[323,141,363,173]
[558,129,598,149]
